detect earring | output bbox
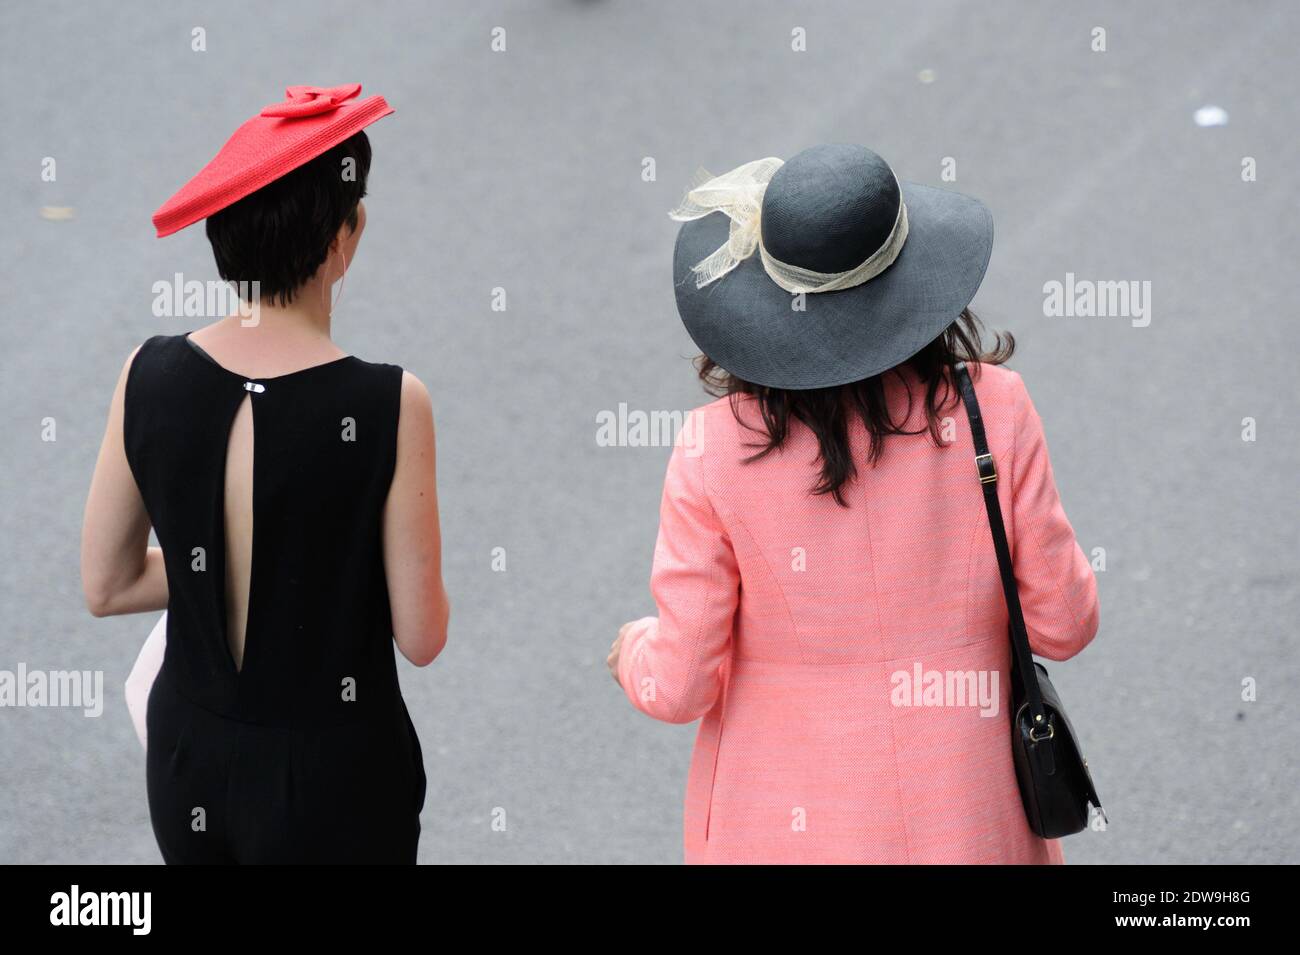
[327,248,343,311]
[321,248,334,315]
[321,247,348,315]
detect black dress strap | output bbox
[183,335,220,366]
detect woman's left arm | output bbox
[80,347,167,617]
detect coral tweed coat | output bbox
[617,363,1099,864]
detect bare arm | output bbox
[382,371,450,666]
[81,347,168,617]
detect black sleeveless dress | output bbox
[124,333,427,864]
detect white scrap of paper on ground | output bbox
[1193,105,1229,127]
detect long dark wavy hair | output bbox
[696,308,1015,506]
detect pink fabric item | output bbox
[151,84,393,237]
[125,612,167,750]
[618,363,1099,864]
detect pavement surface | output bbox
[1,0,1297,864]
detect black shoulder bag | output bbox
[953,362,1106,839]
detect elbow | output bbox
[637,696,712,725]
[1068,575,1102,657]
[661,703,710,725]
[1026,553,1101,661]
[82,579,116,618]
[1032,595,1099,662]
[85,596,112,618]
[403,632,445,668]
[402,600,450,667]
[1072,594,1101,657]
[407,633,446,668]
[625,678,717,725]
[1034,634,1089,663]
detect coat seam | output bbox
[699,409,805,665]
[686,425,734,842]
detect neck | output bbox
[230,271,338,340]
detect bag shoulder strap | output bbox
[953,362,1051,738]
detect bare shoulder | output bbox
[396,370,436,448]
[113,343,145,396]
[122,342,144,373]
[399,369,433,414]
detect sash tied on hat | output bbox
[261,83,363,118]
[670,156,910,295]
[669,158,784,288]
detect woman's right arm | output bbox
[1009,372,1100,661]
[382,371,450,667]
[615,419,740,723]
[81,346,168,617]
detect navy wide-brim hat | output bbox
[671,143,993,390]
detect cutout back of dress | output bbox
[221,393,254,671]
[123,333,406,728]
[177,335,256,670]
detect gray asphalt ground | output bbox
[1,1,1297,864]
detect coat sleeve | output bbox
[618,419,740,724]
[1009,372,1100,661]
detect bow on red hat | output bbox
[261,83,363,118]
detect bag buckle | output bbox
[1028,720,1055,742]
[975,452,997,484]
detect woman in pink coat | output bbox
[608,145,1099,864]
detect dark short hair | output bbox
[206,131,372,306]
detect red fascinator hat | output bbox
[152,83,393,238]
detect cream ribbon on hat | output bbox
[669,157,910,294]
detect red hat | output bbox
[152,84,393,238]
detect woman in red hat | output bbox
[80,86,449,864]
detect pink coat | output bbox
[618,363,1099,864]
